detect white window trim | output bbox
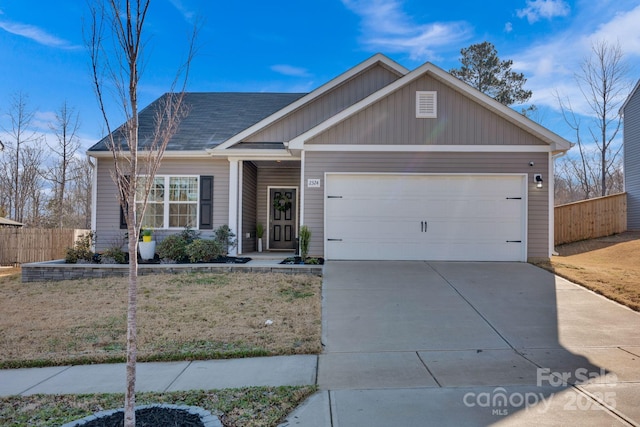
[139,175,200,230]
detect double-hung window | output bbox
[137,176,199,229]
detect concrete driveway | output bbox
[281,261,640,426]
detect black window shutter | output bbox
[199,175,214,229]
[119,206,128,229]
[119,175,131,229]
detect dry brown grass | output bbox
[0,266,20,277]
[0,272,322,368]
[535,231,640,311]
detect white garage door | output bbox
[325,174,526,261]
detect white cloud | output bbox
[589,4,640,56]
[341,0,472,61]
[32,111,57,131]
[517,0,570,24]
[512,5,640,118]
[505,22,514,33]
[270,64,312,78]
[168,0,196,22]
[0,20,75,49]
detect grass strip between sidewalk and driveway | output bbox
[0,271,322,369]
[0,385,317,427]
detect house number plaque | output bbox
[307,179,321,188]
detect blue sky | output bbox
[1,0,639,151]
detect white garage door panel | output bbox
[325,174,526,261]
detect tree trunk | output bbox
[125,227,138,427]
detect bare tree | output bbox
[68,157,94,229]
[86,1,195,425]
[0,92,44,222]
[556,40,631,199]
[44,101,82,228]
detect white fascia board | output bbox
[213,54,409,151]
[621,78,640,115]
[86,150,210,159]
[303,144,553,153]
[290,62,573,153]
[423,65,573,151]
[208,149,298,160]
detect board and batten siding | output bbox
[308,74,547,147]
[624,85,640,230]
[303,151,550,259]
[256,166,301,249]
[245,63,401,143]
[94,157,229,251]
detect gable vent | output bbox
[416,91,437,118]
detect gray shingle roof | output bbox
[87,92,307,152]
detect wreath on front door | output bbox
[273,193,292,212]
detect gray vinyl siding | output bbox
[94,157,229,251]
[303,151,550,259]
[256,166,301,248]
[624,86,640,230]
[241,162,258,252]
[245,64,401,143]
[308,74,546,146]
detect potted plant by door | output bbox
[256,223,264,253]
[139,228,155,260]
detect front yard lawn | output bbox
[535,231,640,311]
[0,386,317,427]
[0,272,322,368]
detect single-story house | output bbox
[622,79,640,230]
[87,53,572,262]
[0,217,24,228]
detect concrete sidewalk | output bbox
[0,355,317,396]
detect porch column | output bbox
[90,156,98,251]
[228,159,239,256]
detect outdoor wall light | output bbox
[534,174,543,189]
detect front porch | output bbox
[228,159,303,256]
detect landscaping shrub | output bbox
[213,225,236,256]
[180,226,200,244]
[65,232,96,264]
[156,234,189,263]
[299,225,311,260]
[101,247,127,264]
[185,239,223,263]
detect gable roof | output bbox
[621,78,640,114]
[289,61,573,154]
[212,53,409,151]
[87,92,306,153]
[0,217,23,227]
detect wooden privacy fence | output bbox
[0,228,90,265]
[555,193,627,246]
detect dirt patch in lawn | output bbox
[535,231,640,311]
[0,266,20,278]
[0,272,322,368]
